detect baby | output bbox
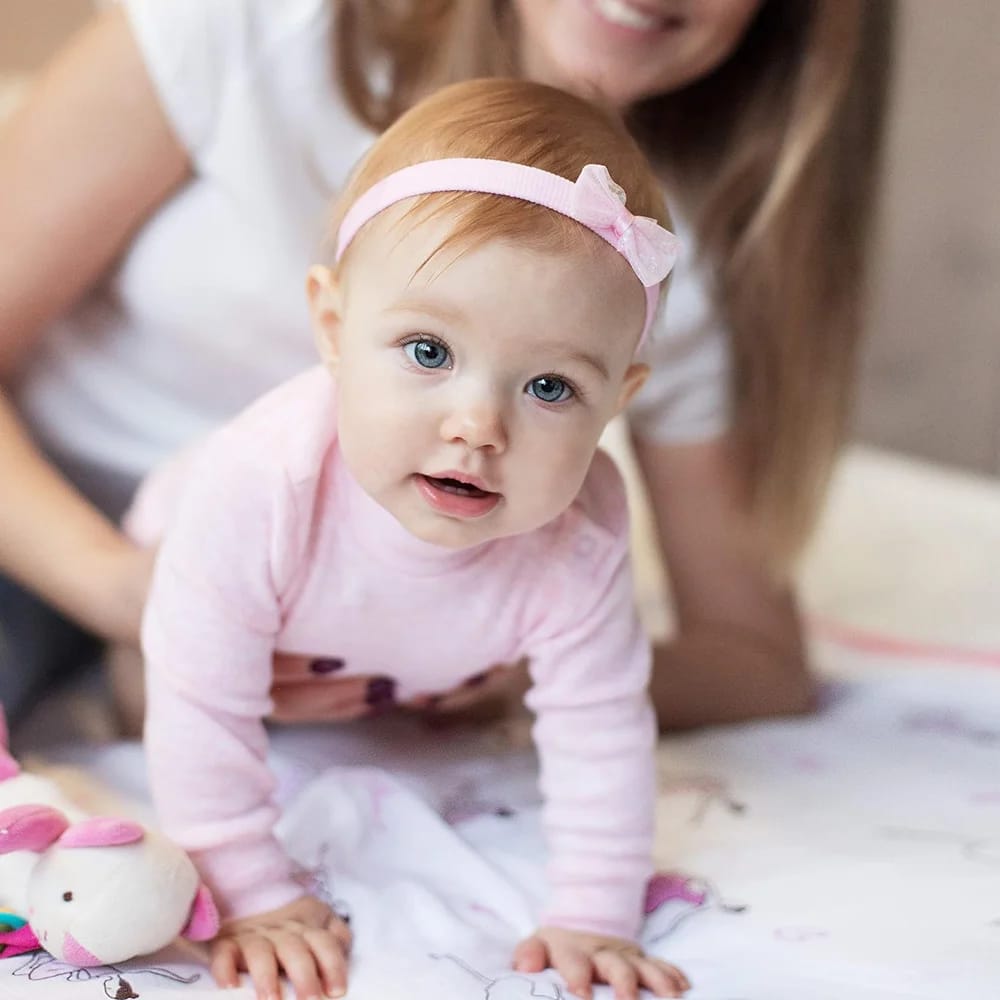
[129,79,688,1000]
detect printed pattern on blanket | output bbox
[1,649,998,999]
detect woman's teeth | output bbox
[592,0,663,31]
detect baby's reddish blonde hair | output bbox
[330,78,669,276]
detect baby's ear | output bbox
[615,362,649,415]
[306,265,344,370]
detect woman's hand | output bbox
[408,660,531,725]
[513,927,689,1000]
[270,655,398,723]
[269,658,529,726]
[209,896,352,1000]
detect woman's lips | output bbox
[415,474,501,518]
[586,0,684,35]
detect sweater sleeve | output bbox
[522,465,657,942]
[141,431,306,920]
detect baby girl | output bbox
[129,79,688,1000]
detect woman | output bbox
[0,0,893,730]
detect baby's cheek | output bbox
[524,448,592,525]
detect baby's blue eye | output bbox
[527,376,573,404]
[404,339,451,369]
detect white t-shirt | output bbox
[15,0,730,489]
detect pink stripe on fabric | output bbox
[812,615,1000,669]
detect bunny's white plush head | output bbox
[0,709,219,967]
[0,805,219,965]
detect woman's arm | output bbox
[0,6,189,641]
[632,432,817,730]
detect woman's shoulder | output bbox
[122,0,344,155]
[124,0,330,59]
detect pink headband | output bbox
[335,158,681,344]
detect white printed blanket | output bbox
[1,643,997,1000]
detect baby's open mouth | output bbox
[415,474,501,518]
[423,475,494,499]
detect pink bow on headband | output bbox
[570,164,680,287]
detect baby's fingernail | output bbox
[365,676,397,708]
[310,657,345,675]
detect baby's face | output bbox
[311,209,647,549]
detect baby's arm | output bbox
[519,478,687,997]
[142,438,347,998]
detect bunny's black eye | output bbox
[62,891,73,902]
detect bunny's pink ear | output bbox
[58,817,144,849]
[180,883,220,942]
[0,805,70,854]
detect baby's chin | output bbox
[400,512,508,550]
[409,508,573,550]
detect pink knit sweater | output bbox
[133,367,656,940]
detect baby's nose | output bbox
[440,397,507,452]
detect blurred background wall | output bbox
[856,0,1000,474]
[2,0,998,474]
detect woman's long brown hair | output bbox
[333,0,895,568]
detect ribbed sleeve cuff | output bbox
[193,837,304,921]
[541,877,648,942]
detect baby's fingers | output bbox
[209,937,242,990]
[633,956,690,997]
[271,930,325,1000]
[241,936,281,1000]
[304,927,349,998]
[325,914,353,952]
[550,947,595,1000]
[593,951,639,1000]
[512,935,549,974]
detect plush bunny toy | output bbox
[0,708,219,966]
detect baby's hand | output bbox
[209,896,351,1000]
[513,926,689,1000]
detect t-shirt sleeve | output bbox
[521,459,657,942]
[628,245,732,444]
[121,0,257,155]
[142,428,306,920]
